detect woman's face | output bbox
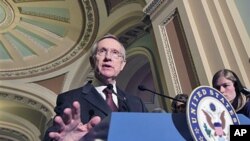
[214,76,236,102]
[175,102,186,113]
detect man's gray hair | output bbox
[90,34,126,60]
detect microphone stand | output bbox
[138,85,186,103]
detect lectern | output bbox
[108,112,250,141]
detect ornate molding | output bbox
[0,127,28,141]
[0,0,15,30]
[0,0,98,79]
[0,92,52,119]
[159,9,182,94]
[143,0,165,15]
[106,0,144,15]
[19,7,70,23]
[119,23,148,47]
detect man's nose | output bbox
[104,51,112,59]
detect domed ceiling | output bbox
[0,0,98,79]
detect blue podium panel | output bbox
[108,112,193,141]
[108,113,250,141]
[238,114,250,124]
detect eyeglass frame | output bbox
[96,47,125,60]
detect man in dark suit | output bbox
[43,34,148,141]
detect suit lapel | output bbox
[116,87,130,112]
[81,83,112,114]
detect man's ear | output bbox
[89,56,95,68]
[120,60,126,71]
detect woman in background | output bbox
[171,94,188,113]
[212,69,250,118]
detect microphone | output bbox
[107,84,113,91]
[107,84,126,101]
[107,84,130,111]
[138,85,186,103]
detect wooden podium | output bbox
[107,112,250,141]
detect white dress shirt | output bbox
[94,81,118,107]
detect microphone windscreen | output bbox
[138,85,146,91]
[107,84,113,90]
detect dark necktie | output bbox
[103,87,118,112]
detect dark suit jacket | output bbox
[43,81,148,141]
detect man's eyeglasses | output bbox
[96,48,124,59]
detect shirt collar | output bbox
[92,78,117,93]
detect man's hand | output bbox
[49,101,101,141]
